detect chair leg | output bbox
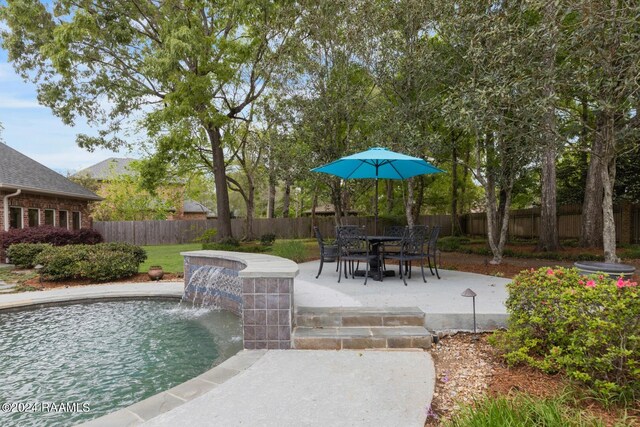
[434,257,441,279]
[363,259,368,286]
[338,258,342,283]
[420,260,427,283]
[427,256,435,275]
[316,258,324,279]
[336,257,340,272]
[398,259,407,286]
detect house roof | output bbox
[74,157,137,181]
[183,200,216,217]
[0,144,102,201]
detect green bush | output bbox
[438,236,471,252]
[621,246,640,260]
[193,228,217,243]
[202,242,266,253]
[260,233,276,246]
[6,243,52,268]
[443,393,607,427]
[34,244,144,282]
[491,267,640,402]
[270,240,307,263]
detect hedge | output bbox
[34,243,146,282]
[6,243,52,268]
[491,267,639,402]
[0,226,103,249]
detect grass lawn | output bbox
[140,243,201,273]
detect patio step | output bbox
[292,326,433,350]
[295,306,425,328]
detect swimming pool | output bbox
[0,300,242,426]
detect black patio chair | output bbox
[385,225,428,286]
[314,226,338,279]
[336,225,365,278]
[426,225,442,279]
[381,225,407,271]
[337,227,377,285]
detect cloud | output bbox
[0,95,44,109]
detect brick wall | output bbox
[0,190,93,233]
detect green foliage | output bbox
[443,393,607,427]
[270,240,307,263]
[139,243,201,273]
[201,242,266,253]
[620,246,640,260]
[437,236,471,252]
[34,243,145,282]
[259,233,276,246]
[492,267,640,402]
[6,243,52,268]
[193,228,218,244]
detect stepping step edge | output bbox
[293,327,433,350]
[295,307,425,328]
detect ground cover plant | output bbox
[491,267,640,403]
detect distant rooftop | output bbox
[74,158,137,181]
[0,144,102,200]
[183,200,215,217]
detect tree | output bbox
[565,0,640,261]
[0,0,297,239]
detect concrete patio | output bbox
[294,260,511,331]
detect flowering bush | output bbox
[0,226,103,249]
[491,267,639,401]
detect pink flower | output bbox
[585,280,596,288]
[546,269,554,275]
[617,278,625,288]
[578,280,585,286]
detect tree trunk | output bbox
[413,176,424,225]
[405,178,415,227]
[206,126,233,239]
[386,180,394,214]
[485,181,513,264]
[244,178,255,240]
[282,178,291,218]
[599,112,618,263]
[537,0,560,252]
[580,120,605,247]
[451,144,461,236]
[267,171,276,219]
[331,180,343,226]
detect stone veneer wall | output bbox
[182,251,298,350]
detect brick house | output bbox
[75,157,215,220]
[0,144,102,236]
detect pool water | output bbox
[0,300,243,426]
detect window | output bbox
[72,211,81,230]
[9,207,22,229]
[44,209,55,226]
[59,210,68,229]
[28,209,40,227]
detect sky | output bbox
[0,48,137,176]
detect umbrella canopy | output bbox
[311,147,444,232]
[311,147,443,180]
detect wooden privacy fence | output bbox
[93,214,453,245]
[93,203,640,245]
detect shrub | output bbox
[0,226,103,249]
[34,243,144,282]
[202,242,266,253]
[193,228,217,243]
[270,240,307,263]
[491,267,640,402]
[438,236,470,252]
[259,233,276,246]
[6,243,52,268]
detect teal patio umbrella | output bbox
[311,147,444,232]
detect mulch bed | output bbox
[425,333,638,426]
[23,272,183,290]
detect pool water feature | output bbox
[0,300,242,427]
[182,265,243,312]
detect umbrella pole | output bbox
[375,178,378,234]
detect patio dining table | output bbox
[353,235,402,281]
